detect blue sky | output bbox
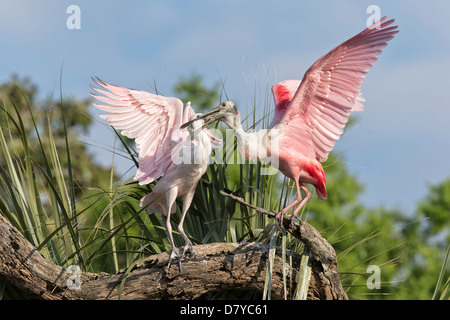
[1,1,449,214]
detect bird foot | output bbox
[167,249,183,272]
[275,211,285,230]
[167,242,197,272]
[287,213,299,228]
[179,242,197,259]
[275,211,299,230]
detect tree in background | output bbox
[399,179,450,299]
[0,75,112,190]
[174,73,221,113]
[0,75,117,281]
[0,73,448,299]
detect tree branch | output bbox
[220,190,348,300]
[0,206,347,300]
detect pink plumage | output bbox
[274,17,398,163]
[269,80,301,128]
[206,17,399,225]
[271,16,398,214]
[90,77,224,269]
[90,78,193,185]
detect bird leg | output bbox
[177,192,197,259]
[276,179,312,229]
[275,198,300,229]
[165,213,182,271]
[275,179,303,229]
[287,185,311,224]
[165,189,182,271]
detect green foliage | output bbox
[173,73,221,113]
[0,75,111,190]
[398,178,450,300]
[417,178,450,239]
[0,74,448,300]
[0,89,83,267]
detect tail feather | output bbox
[140,192,173,216]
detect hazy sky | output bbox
[1,1,449,214]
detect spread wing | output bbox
[90,78,192,185]
[275,17,398,162]
[269,80,301,128]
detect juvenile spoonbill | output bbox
[91,78,225,269]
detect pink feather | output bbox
[273,17,398,163]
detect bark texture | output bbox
[0,212,347,300]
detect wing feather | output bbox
[269,80,301,128]
[275,17,398,162]
[90,78,185,184]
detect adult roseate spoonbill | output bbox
[187,17,398,226]
[90,78,224,269]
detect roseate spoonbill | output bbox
[90,78,224,269]
[187,17,399,226]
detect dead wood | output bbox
[0,205,347,300]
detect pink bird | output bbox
[188,17,399,225]
[90,78,223,269]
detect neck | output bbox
[230,120,275,165]
[231,121,247,143]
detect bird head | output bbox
[180,100,237,129]
[214,101,240,129]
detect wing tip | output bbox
[368,16,399,33]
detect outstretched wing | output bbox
[275,17,398,162]
[269,80,301,128]
[90,78,192,185]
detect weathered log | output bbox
[0,211,347,300]
[220,190,348,300]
